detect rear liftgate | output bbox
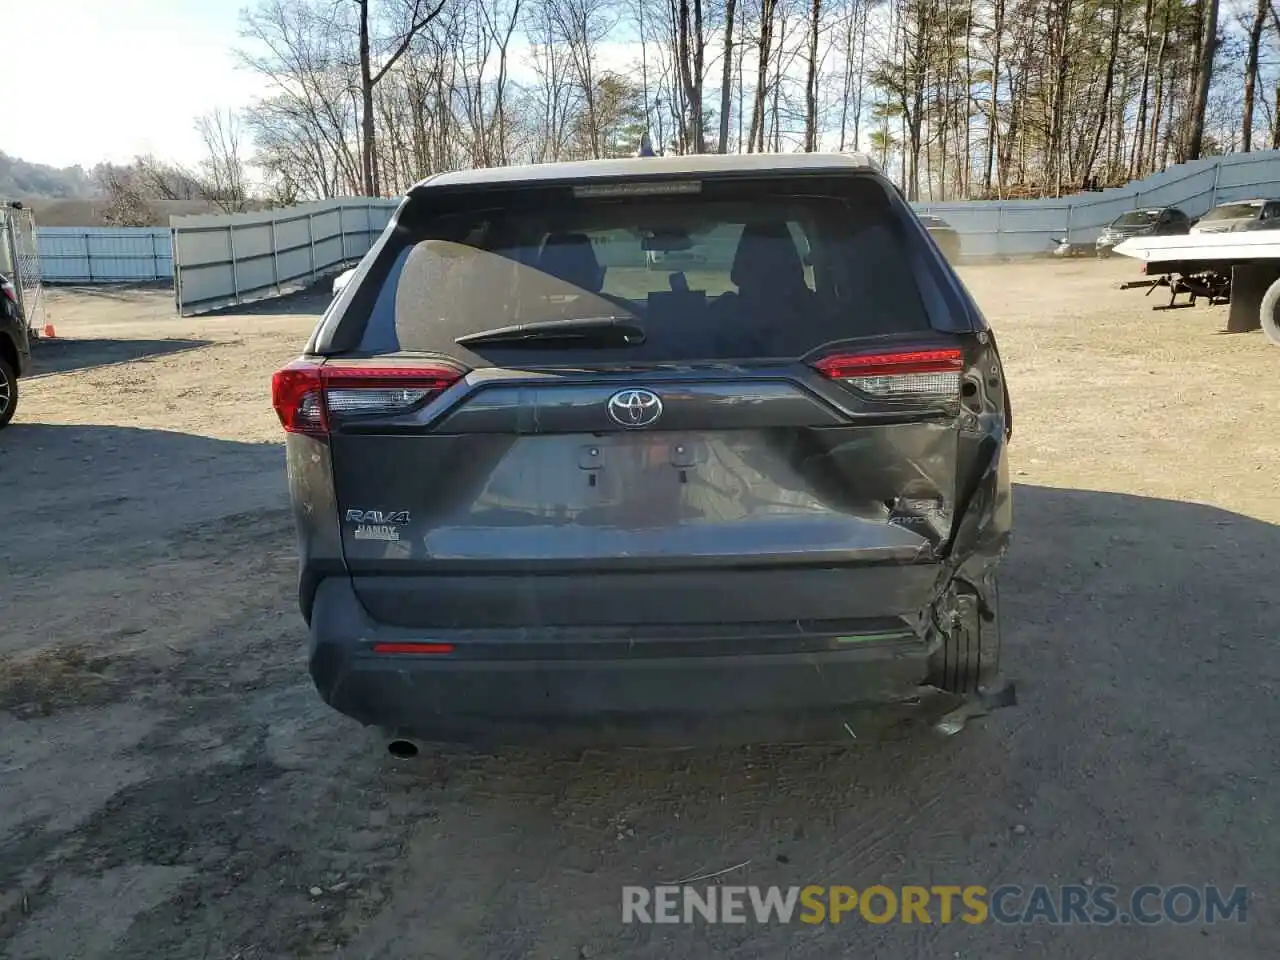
[277,335,1015,735]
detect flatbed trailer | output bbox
[1113,232,1280,344]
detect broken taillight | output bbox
[813,348,963,401]
[271,361,465,436]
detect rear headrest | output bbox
[730,221,806,292]
[538,233,605,293]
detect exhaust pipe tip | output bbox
[386,738,420,760]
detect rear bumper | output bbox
[307,577,958,746]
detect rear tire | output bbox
[1260,276,1280,346]
[0,356,17,430]
[928,578,1001,695]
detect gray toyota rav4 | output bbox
[273,153,1012,750]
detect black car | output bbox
[1095,206,1191,257]
[272,153,1013,751]
[918,214,961,260]
[0,273,31,429]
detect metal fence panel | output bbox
[914,150,1280,256]
[37,227,173,282]
[172,198,400,315]
[2,206,45,332]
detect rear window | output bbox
[356,177,936,363]
[1113,210,1162,227]
[1202,202,1264,222]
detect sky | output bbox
[4,0,648,171]
[6,0,261,169]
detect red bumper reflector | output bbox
[372,642,455,655]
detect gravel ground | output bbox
[1,260,1277,959]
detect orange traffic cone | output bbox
[42,323,56,338]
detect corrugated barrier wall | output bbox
[171,199,398,315]
[37,228,173,282]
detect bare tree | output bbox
[748,0,779,152]
[95,165,157,227]
[718,0,737,151]
[196,110,249,212]
[1184,0,1219,160]
[1242,0,1268,152]
[238,0,364,196]
[803,0,821,150]
[356,0,449,194]
[675,0,708,151]
[536,0,616,158]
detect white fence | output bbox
[37,227,172,282]
[914,151,1280,256]
[171,199,399,315]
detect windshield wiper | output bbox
[456,316,646,347]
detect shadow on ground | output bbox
[26,338,212,377]
[0,440,1277,960]
[0,423,286,577]
[199,278,335,318]
[44,281,174,301]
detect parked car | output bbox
[272,153,1013,752]
[919,214,962,260]
[0,273,31,429]
[1095,206,1191,257]
[1190,199,1280,234]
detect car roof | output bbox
[413,152,879,192]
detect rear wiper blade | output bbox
[456,316,646,347]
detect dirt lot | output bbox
[1,261,1277,959]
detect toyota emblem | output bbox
[607,388,663,427]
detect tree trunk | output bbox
[852,2,867,149]
[749,0,777,152]
[804,0,822,151]
[983,0,1004,193]
[1273,84,1280,149]
[1131,0,1155,176]
[1149,6,1169,174]
[677,0,695,151]
[676,0,706,151]
[1185,0,1219,159]
[1046,0,1074,196]
[770,6,787,150]
[1081,0,1122,188]
[359,0,377,196]
[1243,0,1267,151]
[718,0,736,152]
[961,0,973,197]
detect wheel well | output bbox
[0,333,17,377]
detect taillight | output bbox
[271,361,465,435]
[813,348,963,400]
[1,280,16,305]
